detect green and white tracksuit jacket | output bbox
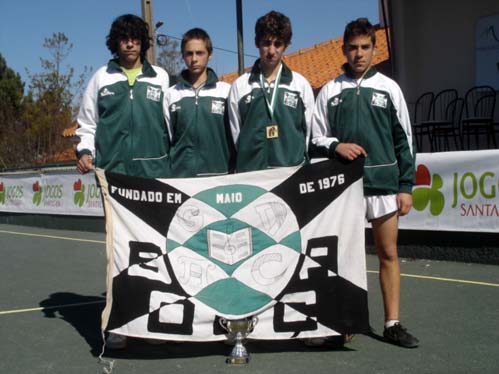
[76,59,171,178]
[311,65,415,196]
[228,60,314,172]
[165,68,234,177]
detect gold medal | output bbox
[266,124,279,139]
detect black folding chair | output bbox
[411,92,434,152]
[431,97,463,151]
[419,89,458,152]
[461,86,496,150]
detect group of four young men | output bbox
[76,11,418,349]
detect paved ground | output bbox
[1,223,498,374]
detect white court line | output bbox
[0,229,105,244]
[1,272,497,317]
[367,270,499,287]
[1,229,497,318]
[0,230,106,316]
[0,300,105,316]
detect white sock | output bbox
[385,320,400,329]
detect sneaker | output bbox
[383,323,419,348]
[106,332,127,350]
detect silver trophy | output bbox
[219,316,258,365]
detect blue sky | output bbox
[0,0,378,90]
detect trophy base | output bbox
[226,356,250,365]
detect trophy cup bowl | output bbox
[219,316,258,365]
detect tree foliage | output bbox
[156,35,183,78]
[23,33,90,166]
[0,54,24,111]
[0,53,25,168]
[0,32,90,169]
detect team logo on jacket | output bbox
[146,86,162,102]
[211,100,225,115]
[283,92,298,108]
[100,88,115,97]
[330,97,341,106]
[371,92,388,108]
[170,103,181,112]
[244,95,253,104]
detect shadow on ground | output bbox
[103,336,355,360]
[39,292,105,356]
[38,292,363,360]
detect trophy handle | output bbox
[249,316,258,332]
[219,317,228,331]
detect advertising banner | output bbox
[0,170,103,216]
[1,150,498,232]
[400,150,499,232]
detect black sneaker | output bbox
[383,323,419,348]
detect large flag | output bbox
[97,158,369,341]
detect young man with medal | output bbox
[227,10,314,172]
[311,18,418,348]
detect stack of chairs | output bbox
[411,86,497,152]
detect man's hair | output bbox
[181,28,213,55]
[343,18,376,46]
[106,14,151,59]
[254,10,292,47]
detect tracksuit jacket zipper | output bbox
[355,77,364,147]
[128,85,134,171]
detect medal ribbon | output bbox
[259,63,283,122]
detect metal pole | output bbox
[141,0,157,64]
[236,0,245,75]
[380,0,393,77]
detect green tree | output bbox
[156,35,182,78]
[0,53,25,168]
[23,32,90,164]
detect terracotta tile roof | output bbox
[220,28,390,91]
[51,123,78,163]
[35,147,77,164]
[63,123,78,137]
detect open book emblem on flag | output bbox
[207,228,253,265]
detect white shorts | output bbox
[364,194,398,222]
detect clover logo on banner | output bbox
[412,164,445,216]
[32,181,42,206]
[73,179,85,207]
[0,182,5,204]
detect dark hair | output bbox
[343,18,376,46]
[106,14,151,60]
[181,28,213,55]
[254,11,292,47]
